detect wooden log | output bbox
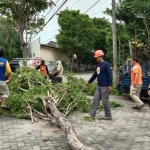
[46,98,93,150]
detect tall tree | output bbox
[0,0,54,65]
[105,0,150,61]
[56,9,96,71]
[92,17,112,64]
[0,18,22,61]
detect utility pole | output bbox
[112,0,117,84]
[119,39,120,66]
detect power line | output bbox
[32,0,69,40]
[84,0,101,14]
[60,0,72,10]
[44,0,81,30]
[44,19,57,30]
[45,0,62,20]
[33,0,104,42]
[70,0,80,9]
[91,4,111,17]
[44,0,69,28]
[42,35,56,44]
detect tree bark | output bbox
[46,98,94,150]
[22,44,28,66]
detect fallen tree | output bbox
[6,67,93,150]
[5,67,122,150]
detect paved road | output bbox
[1,73,150,150]
[74,73,93,81]
[0,95,150,150]
[63,73,93,83]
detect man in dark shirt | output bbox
[85,50,113,120]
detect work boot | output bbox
[100,116,112,120]
[132,106,138,109]
[138,103,145,110]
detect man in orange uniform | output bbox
[36,60,49,79]
[0,46,12,110]
[130,57,144,110]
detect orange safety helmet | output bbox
[94,50,104,58]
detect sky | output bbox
[32,0,113,44]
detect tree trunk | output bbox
[16,19,27,66]
[22,44,28,66]
[46,98,94,150]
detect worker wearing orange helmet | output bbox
[85,50,113,120]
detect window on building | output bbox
[33,53,35,57]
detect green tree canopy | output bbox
[56,9,96,66]
[92,17,112,63]
[0,18,22,61]
[56,9,115,69]
[104,0,150,62]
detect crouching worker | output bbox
[50,60,63,84]
[36,60,49,79]
[0,46,12,110]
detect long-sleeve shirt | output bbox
[0,57,12,81]
[88,61,112,87]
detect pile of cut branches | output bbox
[7,67,91,119]
[5,67,93,150]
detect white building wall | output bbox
[28,37,41,58]
[40,46,70,63]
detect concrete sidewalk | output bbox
[0,95,150,150]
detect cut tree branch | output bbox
[46,97,94,150]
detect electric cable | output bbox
[91,4,111,17]
[44,0,69,28]
[44,19,57,30]
[84,0,101,13]
[70,0,80,9]
[44,0,80,30]
[45,0,62,20]
[33,0,107,42]
[32,0,69,40]
[42,35,56,44]
[60,0,72,10]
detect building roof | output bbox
[47,41,58,48]
[40,44,59,50]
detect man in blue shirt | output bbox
[0,46,12,110]
[85,50,112,120]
